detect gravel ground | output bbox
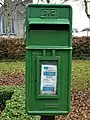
[0,72,90,120]
[56,90,90,120]
[0,72,24,85]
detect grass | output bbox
[0,61,25,75]
[0,60,90,90]
[72,60,90,90]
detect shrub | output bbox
[1,86,40,120]
[0,86,14,113]
[0,37,90,60]
[0,37,25,60]
[72,37,90,60]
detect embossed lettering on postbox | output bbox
[40,9,57,18]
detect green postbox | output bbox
[26,4,72,115]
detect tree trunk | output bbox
[4,0,11,36]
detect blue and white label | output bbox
[40,64,57,95]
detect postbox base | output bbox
[41,116,55,120]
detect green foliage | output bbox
[0,86,14,113]
[0,86,40,120]
[0,86,14,103]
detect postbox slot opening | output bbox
[30,24,69,31]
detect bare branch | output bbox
[84,0,90,19]
[0,0,4,5]
[46,0,50,3]
[11,1,25,12]
[37,0,40,3]
[0,2,3,5]
[60,0,68,4]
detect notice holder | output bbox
[36,56,60,99]
[40,61,57,95]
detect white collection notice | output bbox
[40,64,57,95]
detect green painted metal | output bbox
[28,18,70,25]
[26,46,72,50]
[26,4,72,115]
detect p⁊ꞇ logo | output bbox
[41,9,57,18]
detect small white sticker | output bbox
[40,64,57,95]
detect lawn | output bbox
[0,60,90,90]
[0,61,25,75]
[72,60,90,90]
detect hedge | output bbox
[0,37,90,60]
[0,86,14,113]
[0,37,25,60]
[0,86,40,120]
[73,37,90,60]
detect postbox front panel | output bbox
[26,49,71,115]
[29,29,69,46]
